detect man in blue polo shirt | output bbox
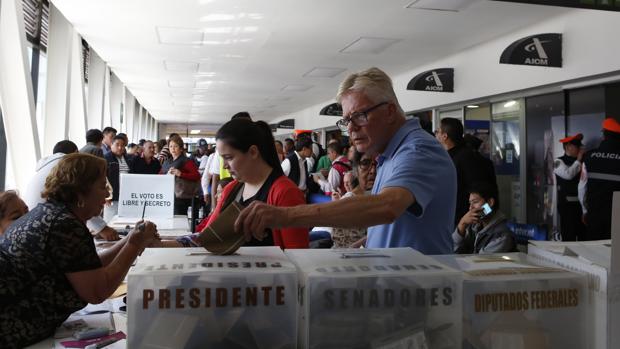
[233,67,457,254]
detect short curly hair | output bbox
[0,190,20,220]
[42,153,107,205]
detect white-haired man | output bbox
[234,67,456,254]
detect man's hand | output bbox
[331,191,341,201]
[234,201,285,242]
[457,208,481,235]
[95,226,120,241]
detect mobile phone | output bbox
[480,203,493,218]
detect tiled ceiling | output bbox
[51,0,571,125]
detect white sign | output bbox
[118,174,174,218]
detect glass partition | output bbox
[491,99,524,221]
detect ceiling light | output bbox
[190,129,201,134]
[504,100,517,108]
[220,54,245,59]
[466,105,479,109]
[203,40,224,45]
[405,0,474,12]
[156,27,203,45]
[196,72,217,77]
[164,60,198,72]
[340,37,400,54]
[168,80,196,88]
[281,84,313,92]
[203,27,233,34]
[200,14,236,21]
[303,67,346,78]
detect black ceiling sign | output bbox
[277,119,295,129]
[407,68,454,92]
[269,123,278,132]
[500,33,562,67]
[319,103,343,116]
[492,0,620,12]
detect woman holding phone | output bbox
[453,181,516,254]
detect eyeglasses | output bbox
[336,101,389,132]
[358,158,377,170]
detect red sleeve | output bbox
[200,180,238,231]
[179,160,200,181]
[268,177,309,249]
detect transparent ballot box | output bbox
[127,247,298,349]
[528,240,613,349]
[433,253,588,349]
[285,248,463,349]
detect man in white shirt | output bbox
[281,137,313,191]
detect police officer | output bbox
[554,133,586,241]
[579,118,620,240]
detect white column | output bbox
[43,2,73,155]
[124,87,135,141]
[87,48,106,130]
[0,0,40,190]
[146,113,152,140]
[67,31,87,148]
[102,65,112,128]
[132,100,140,141]
[137,106,144,140]
[109,72,122,130]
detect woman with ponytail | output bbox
[160,118,308,249]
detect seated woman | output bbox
[158,119,308,249]
[453,181,517,254]
[0,191,28,236]
[0,153,159,348]
[330,150,377,248]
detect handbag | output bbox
[174,177,200,199]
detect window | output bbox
[491,99,524,221]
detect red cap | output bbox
[293,129,312,136]
[603,118,620,133]
[559,133,583,144]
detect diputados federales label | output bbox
[127,247,298,349]
[474,288,579,312]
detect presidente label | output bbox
[142,286,288,310]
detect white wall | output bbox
[271,9,620,131]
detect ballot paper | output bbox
[196,201,245,255]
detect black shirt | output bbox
[0,201,102,348]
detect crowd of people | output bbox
[1,67,620,347]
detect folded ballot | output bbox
[197,201,245,255]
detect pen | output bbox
[84,337,122,349]
[141,200,147,220]
[136,201,147,232]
